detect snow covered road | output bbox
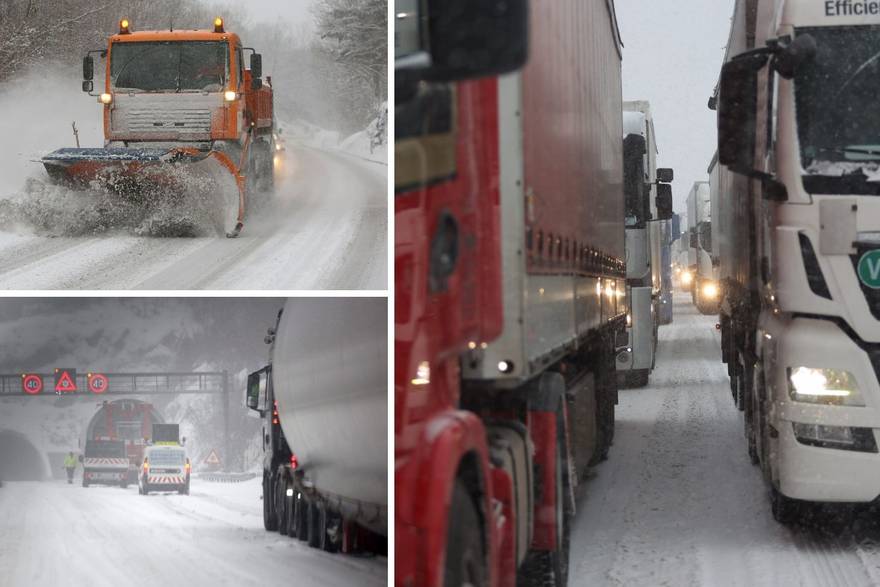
[0,145,386,290]
[569,293,880,587]
[0,477,386,587]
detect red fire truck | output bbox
[84,399,164,484]
[395,1,626,585]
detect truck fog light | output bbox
[498,360,514,374]
[792,423,878,452]
[788,367,864,406]
[224,90,237,102]
[99,93,112,104]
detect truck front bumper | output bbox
[766,316,880,502]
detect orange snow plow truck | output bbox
[41,17,275,237]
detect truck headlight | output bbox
[99,93,112,104]
[702,282,718,299]
[224,90,237,102]
[788,367,864,406]
[681,271,693,285]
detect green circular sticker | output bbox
[858,250,880,289]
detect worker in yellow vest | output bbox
[63,451,77,484]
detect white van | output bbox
[139,445,190,495]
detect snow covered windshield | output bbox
[110,41,229,93]
[795,26,880,191]
[148,449,185,467]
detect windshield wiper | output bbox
[814,145,880,158]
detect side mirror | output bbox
[83,55,94,81]
[82,80,93,93]
[250,53,262,79]
[773,33,817,79]
[401,0,529,83]
[717,52,767,175]
[246,371,262,412]
[657,168,674,183]
[656,183,673,221]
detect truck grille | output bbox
[124,108,212,134]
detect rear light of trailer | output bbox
[290,454,298,469]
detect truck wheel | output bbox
[520,424,570,587]
[771,486,802,526]
[323,510,341,553]
[275,477,288,533]
[263,472,278,531]
[297,495,309,541]
[284,490,298,538]
[82,478,89,488]
[591,338,617,464]
[443,481,487,587]
[307,500,322,548]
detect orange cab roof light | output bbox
[119,19,131,34]
[214,17,224,33]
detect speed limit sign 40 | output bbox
[21,374,43,395]
[87,373,108,394]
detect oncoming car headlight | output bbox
[787,367,864,406]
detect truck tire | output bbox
[284,490,298,538]
[307,500,322,548]
[275,477,288,533]
[263,472,278,531]
[323,510,341,553]
[297,495,309,541]
[443,480,487,587]
[519,425,570,587]
[592,337,618,465]
[771,486,802,526]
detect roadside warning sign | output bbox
[87,373,108,394]
[204,449,222,466]
[54,368,77,393]
[21,374,43,395]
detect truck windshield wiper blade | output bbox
[815,145,880,158]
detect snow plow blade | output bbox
[41,147,245,237]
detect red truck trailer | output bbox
[395,1,626,585]
[84,399,164,484]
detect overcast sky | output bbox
[201,0,316,31]
[616,0,734,216]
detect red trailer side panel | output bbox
[523,0,625,275]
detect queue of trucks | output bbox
[395,0,673,585]
[706,0,880,524]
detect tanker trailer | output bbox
[246,298,387,554]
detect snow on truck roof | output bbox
[622,111,646,137]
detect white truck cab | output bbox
[139,445,190,496]
[716,0,880,522]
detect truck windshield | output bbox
[85,441,126,458]
[110,41,229,92]
[795,26,880,184]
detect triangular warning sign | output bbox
[54,369,77,393]
[204,449,221,465]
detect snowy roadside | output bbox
[280,112,387,166]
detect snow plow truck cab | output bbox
[42,17,275,237]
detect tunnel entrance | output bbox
[0,429,46,481]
